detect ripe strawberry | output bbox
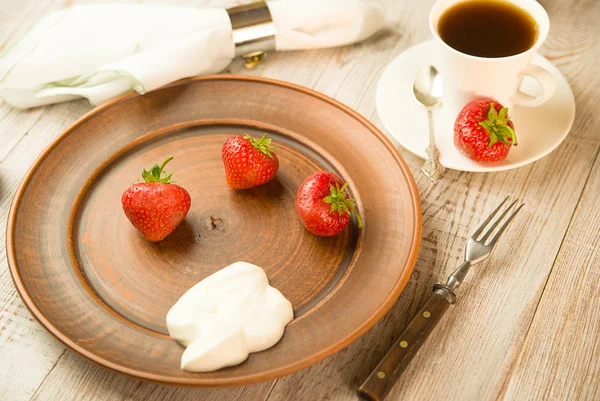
[222,133,279,189]
[454,98,517,162]
[121,157,191,242]
[295,171,363,237]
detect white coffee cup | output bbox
[430,0,555,110]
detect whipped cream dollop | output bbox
[166,261,294,372]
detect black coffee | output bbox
[438,0,538,58]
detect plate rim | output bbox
[6,74,422,386]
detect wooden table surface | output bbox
[1,0,599,400]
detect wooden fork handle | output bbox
[357,284,456,401]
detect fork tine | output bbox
[488,203,525,246]
[472,196,509,239]
[480,200,518,242]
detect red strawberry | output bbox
[222,133,279,189]
[295,171,363,237]
[454,98,517,162]
[121,157,191,242]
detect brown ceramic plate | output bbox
[7,75,421,386]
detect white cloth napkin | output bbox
[0,0,385,109]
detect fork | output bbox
[357,197,524,401]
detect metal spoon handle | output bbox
[427,108,436,145]
[421,108,445,182]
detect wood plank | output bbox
[501,151,600,401]
[30,351,273,401]
[265,0,600,399]
[0,107,47,162]
[0,0,67,161]
[0,1,274,401]
[266,142,597,401]
[0,0,598,400]
[0,13,97,400]
[0,102,62,401]
[498,1,600,398]
[0,100,92,401]
[0,292,66,401]
[0,0,65,53]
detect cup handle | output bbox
[510,64,556,108]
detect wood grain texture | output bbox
[1,0,599,400]
[264,0,600,400]
[499,2,600,398]
[0,0,65,53]
[0,100,92,401]
[29,351,274,401]
[502,145,600,401]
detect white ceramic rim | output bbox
[429,0,550,62]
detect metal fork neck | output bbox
[445,261,473,291]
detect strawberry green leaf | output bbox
[498,125,517,145]
[499,107,508,120]
[481,103,518,147]
[141,156,177,184]
[479,121,491,130]
[502,125,518,145]
[150,164,160,178]
[488,103,498,121]
[321,179,364,228]
[244,133,276,158]
[329,183,336,197]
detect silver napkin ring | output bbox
[226,1,276,66]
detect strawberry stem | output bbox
[479,103,518,147]
[244,133,276,158]
[142,156,177,184]
[158,156,173,172]
[323,182,364,228]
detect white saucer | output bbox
[376,40,576,172]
